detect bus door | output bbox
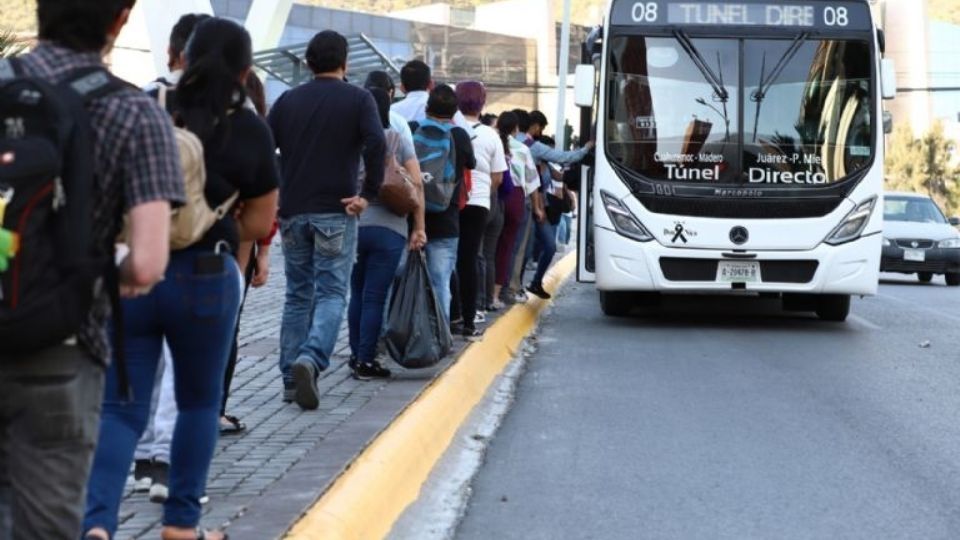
[577,164,596,283]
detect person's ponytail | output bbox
[497,111,520,159]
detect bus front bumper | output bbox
[594,226,881,296]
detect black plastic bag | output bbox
[385,251,453,368]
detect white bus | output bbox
[573,0,897,321]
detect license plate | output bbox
[904,249,926,262]
[717,261,761,283]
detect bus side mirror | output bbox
[949,216,960,227]
[881,58,897,100]
[574,64,596,108]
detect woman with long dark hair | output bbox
[494,111,539,304]
[84,17,279,540]
[220,72,279,434]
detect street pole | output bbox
[555,0,573,150]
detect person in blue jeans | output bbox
[395,85,476,326]
[84,18,279,540]
[348,88,426,379]
[268,31,385,409]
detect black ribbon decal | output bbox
[672,223,688,244]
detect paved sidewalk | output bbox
[113,236,572,538]
[114,243,415,538]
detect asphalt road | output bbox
[456,274,960,540]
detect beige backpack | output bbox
[121,86,238,249]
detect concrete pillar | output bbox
[112,0,214,85]
[245,0,294,52]
[881,0,933,136]
[112,0,292,86]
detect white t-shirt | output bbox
[508,137,540,197]
[468,124,508,209]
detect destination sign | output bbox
[611,0,873,31]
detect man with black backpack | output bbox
[0,1,185,537]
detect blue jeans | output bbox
[280,214,358,380]
[349,227,405,363]
[531,220,558,288]
[425,237,459,324]
[84,251,242,534]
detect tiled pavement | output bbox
[114,242,456,539]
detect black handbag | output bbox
[546,188,573,226]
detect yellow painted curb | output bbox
[285,252,578,540]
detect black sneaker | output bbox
[148,461,169,503]
[526,283,552,300]
[450,321,464,335]
[352,361,391,380]
[282,382,295,403]
[348,355,358,371]
[462,327,483,342]
[133,459,153,493]
[292,358,320,410]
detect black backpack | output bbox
[0,58,128,357]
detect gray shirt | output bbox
[359,128,415,238]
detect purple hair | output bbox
[456,81,486,116]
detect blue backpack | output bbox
[412,118,456,213]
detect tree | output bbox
[885,121,960,215]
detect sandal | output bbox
[161,528,229,540]
[219,415,246,435]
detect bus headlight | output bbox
[939,238,960,249]
[825,197,877,246]
[600,190,653,242]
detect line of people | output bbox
[0,3,589,538]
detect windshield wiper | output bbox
[751,33,809,142]
[673,29,728,103]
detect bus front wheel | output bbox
[815,294,851,322]
[599,291,633,317]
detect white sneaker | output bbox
[474,312,487,324]
[149,482,168,503]
[514,291,529,303]
[132,459,153,493]
[133,477,153,493]
[148,461,169,503]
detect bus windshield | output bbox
[605,35,873,187]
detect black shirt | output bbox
[268,78,385,217]
[194,107,280,254]
[425,126,476,239]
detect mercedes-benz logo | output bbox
[730,226,749,245]
[911,241,919,248]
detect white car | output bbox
[880,192,960,286]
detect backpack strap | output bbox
[61,66,135,400]
[62,67,132,104]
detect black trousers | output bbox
[221,245,256,416]
[457,205,489,332]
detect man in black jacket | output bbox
[268,30,386,410]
